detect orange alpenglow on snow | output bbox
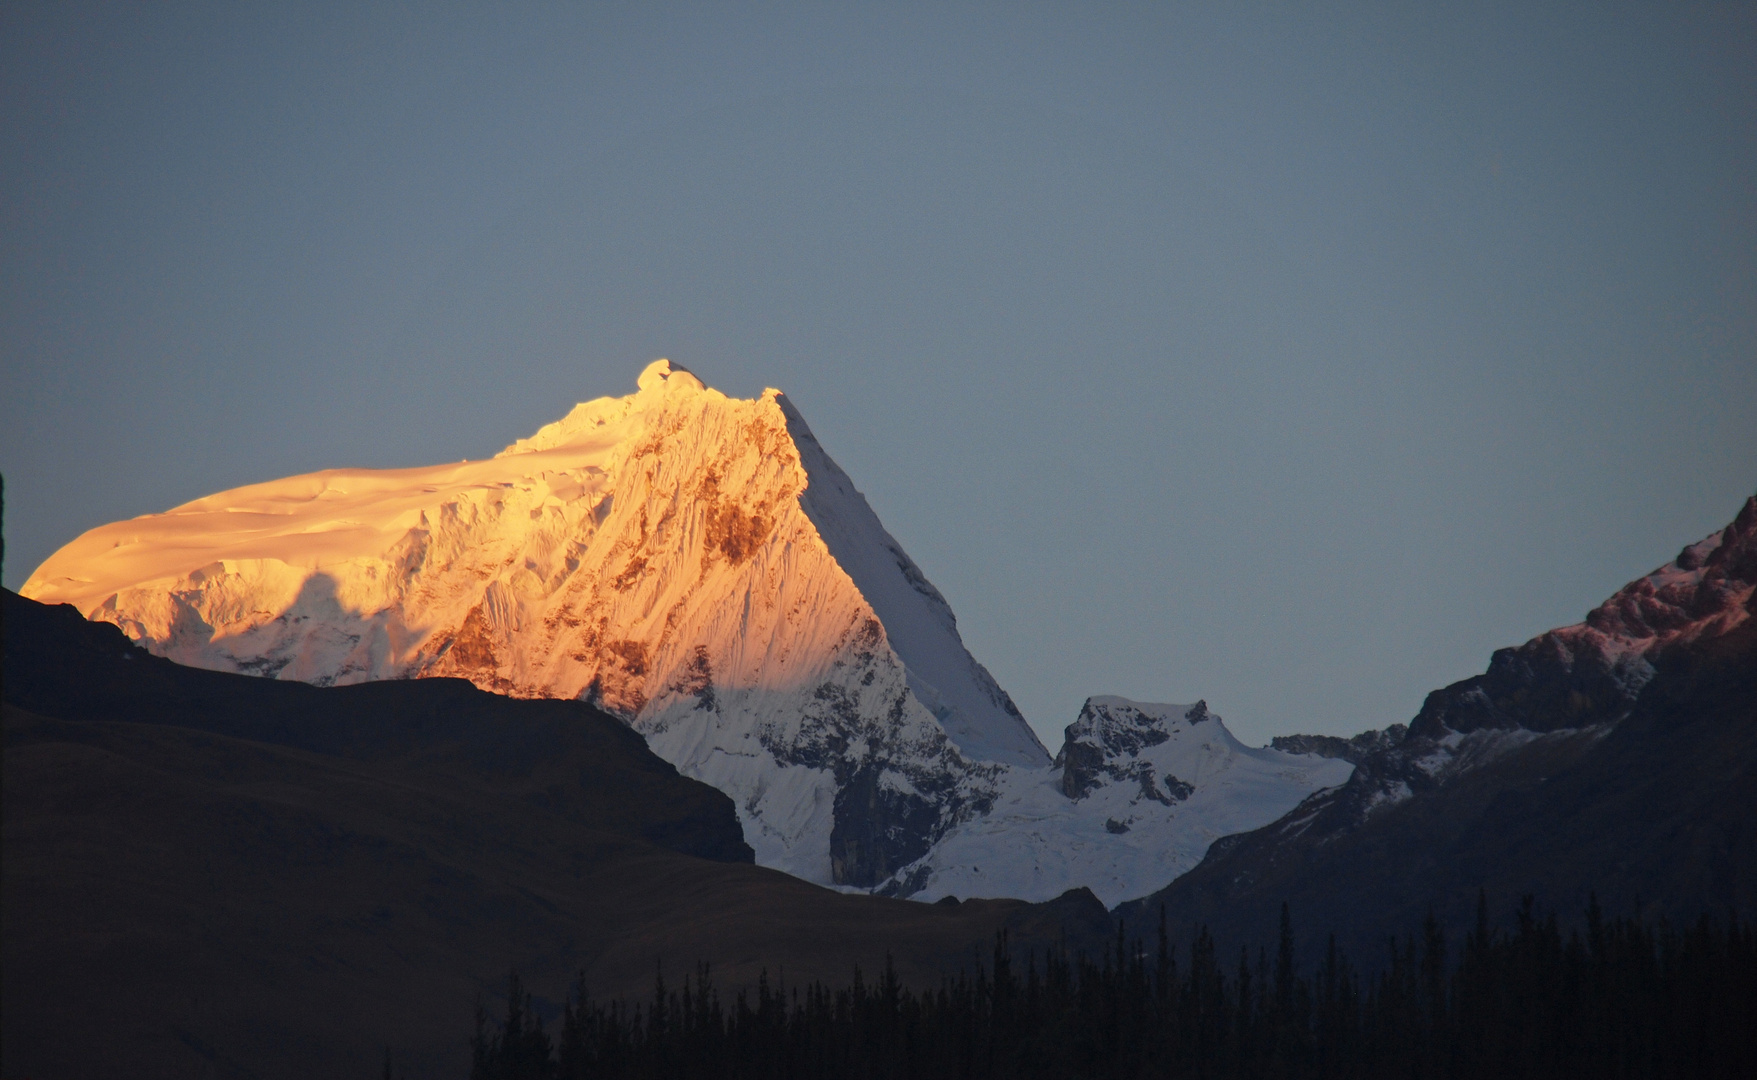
[24,360,1047,886]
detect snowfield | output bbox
[886,698,1353,907]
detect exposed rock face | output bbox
[1270,726,1406,765]
[1057,698,1211,800]
[830,760,986,887]
[19,361,1047,886]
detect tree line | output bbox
[456,895,1754,1079]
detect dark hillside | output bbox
[2,589,1108,1080]
[1120,559,1757,964]
[3,590,754,863]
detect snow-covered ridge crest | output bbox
[22,360,1045,886]
[501,358,709,456]
[875,696,1354,908]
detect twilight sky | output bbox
[3,2,1753,747]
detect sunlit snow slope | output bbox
[23,361,1047,885]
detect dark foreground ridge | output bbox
[462,898,1756,1080]
[1,588,1109,1080]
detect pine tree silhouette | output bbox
[451,897,1756,1079]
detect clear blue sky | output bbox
[4,2,1753,747]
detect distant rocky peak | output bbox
[1251,495,1757,844]
[1054,697,1220,801]
[1409,494,1756,742]
[1582,494,1757,644]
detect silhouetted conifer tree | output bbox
[471,970,554,1080]
[452,898,1756,1079]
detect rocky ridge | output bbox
[1117,493,1757,957]
[1284,494,1757,837]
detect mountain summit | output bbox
[23,361,1046,884]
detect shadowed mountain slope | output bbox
[2,589,1107,1080]
[1118,496,1757,962]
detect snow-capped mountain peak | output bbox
[21,359,1400,908]
[21,361,1041,885]
[1056,697,1223,800]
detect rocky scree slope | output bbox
[21,361,1045,888]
